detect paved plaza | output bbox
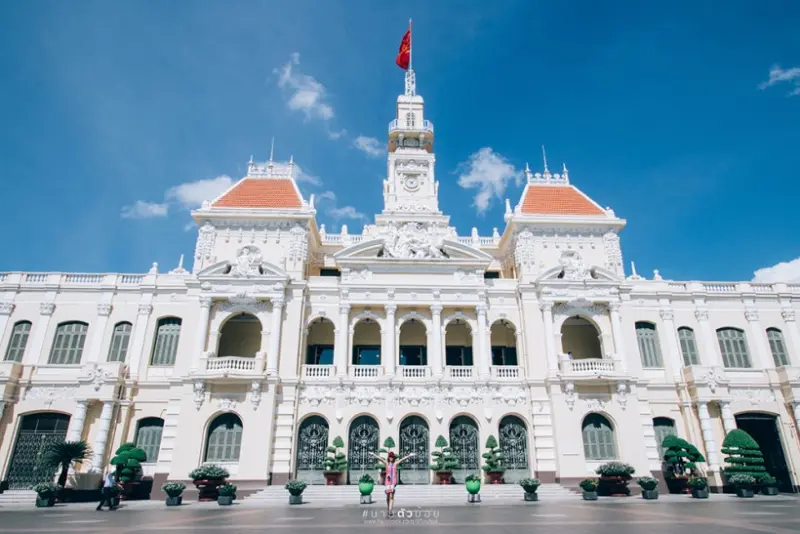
[1,496,800,534]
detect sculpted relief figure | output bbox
[382,222,445,259]
[232,245,263,277]
[559,250,591,281]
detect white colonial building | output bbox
[1,68,800,493]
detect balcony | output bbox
[558,356,624,380]
[490,366,524,380]
[446,366,474,380]
[303,364,334,380]
[198,356,265,378]
[398,365,430,379]
[349,365,383,379]
[388,118,434,135]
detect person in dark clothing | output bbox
[96,470,119,511]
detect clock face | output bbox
[404,176,420,191]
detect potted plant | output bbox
[110,443,148,499]
[596,462,634,496]
[376,437,395,483]
[481,435,505,484]
[465,473,481,503]
[324,436,347,486]
[429,435,458,484]
[358,473,375,504]
[188,464,229,501]
[519,477,541,502]
[285,480,307,505]
[33,482,59,508]
[217,483,236,506]
[687,477,709,499]
[162,481,186,506]
[729,474,756,498]
[41,440,92,494]
[662,436,705,494]
[759,475,779,496]
[721,429,766,492]
[637,476,659,500]
[579,478,598,500]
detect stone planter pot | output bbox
[35,495,55,508]
[691,488,709,499]
[486,471,503,485]
[120,481,139,500]
[598,475,631,496]
[666,476,690,494]
[762,486,779,496]
[523,492,538,502]
[193,478,225,501]
[465,480,481,495]
[467,493,481,503]
[582,491,598,501]
[289,494,303,505]
[435,471,452,485]
[735,487,754,498]
[358,482,374,496]
[641,489,658,500]
[218,495,234,506]
[323,472,341,486]
[165,495,183,506]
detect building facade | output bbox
[1,69,800,492]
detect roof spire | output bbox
[269,138,275,162]
[542,145,550,174]
[562,162,569,183]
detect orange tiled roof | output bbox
[520,185,605,216]
[212,178,302,209]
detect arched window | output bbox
[49,321,89,365]
[677,327,699,366]
[582,414,616,461]
[134,418,164,463]
[635,322,663,368]
[151,317,182,366]
[4,321,32,362]
[767,328,789,367]
[405,111,415,128]
[653,417,676,459]
[205,413,243,462]
[107,322,132,362]
[717,328,751,368]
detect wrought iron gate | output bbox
[499,416,529,483]
[295,416,329,485]
[6,413,70,489]
[449,416,479,483]
[348,416,379,484]
[399,416,429,484]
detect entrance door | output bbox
[6,413,70,489]
[735,413,793,493]
[499,416,529,483]
[449,416,479,483]
[295,416,329,485]
[399,416,429,484]
[347,416,379,484]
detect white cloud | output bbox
[353,135,385,157]
[166,175,233,207]
[758,65,800,97]
[329,206,366,220]
[327,129,347,140]
[120,201,168,219]
[291,163,321,186]
[317,191,336,202]
[275,53,335,121]
[752,257,800,283]
[456,147,522,215]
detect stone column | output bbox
[91,401,115,472]
[792,402,800,433]
[431,304,443,377]
[540,301,558,372]
[26,302,55,364]
[744,309,771,368]
[697,402,719,470]
[695,308,722,367]
[0,302,14,349]
[86,304,112,363]
[476,304,490,379]
[191,297,212,372]
[782,309,800,365]
[608,300,627,371]
[66,399,89,442]
[384,304,396,377]
[335,304,350,377]
[719,401,736,436]
[128,304,153,379]
[658,308,681,378]
[267,296,285,376]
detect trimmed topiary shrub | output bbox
[110,443,147,483]
[325,436,348,472]
[662,435,705,476]
[722,429,766,480]
[481,435,505,473]
[637,476,659,491]
[430,435,459,471]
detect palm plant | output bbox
[42,440,92,488]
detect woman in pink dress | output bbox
[370,450,415,516]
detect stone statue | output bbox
[559,250,591,281]
[381,222,444,259]
[232,245,263,277]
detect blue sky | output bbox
[1,1,798,282]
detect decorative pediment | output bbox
[334,237,492,270]
[196,257,289,281]
[536,259,621,283]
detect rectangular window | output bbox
[636,323,663,368]
[151,318,182,366]
[399,346,427,366]
[446,346,473,366]
[678,328,699,366]
[320,269,341,277]
[49,322,88,365]
[491,346,518,366]
[767,330,789,367]
[107,323,132,362]
[352,345,381,365]
[306,345,334,365]
[4,322,31,362]
[717,328,751,368]
[483,271,500,279]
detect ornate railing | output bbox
[559,357,617,374]
[388,118,434,134]
[446,366,473,379]
[398,365,430,379]
[204,356,262,373]
[349,365,382,379]
[490,366,523,379]
[303,365,333,379]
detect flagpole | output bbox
[409,18,413,71]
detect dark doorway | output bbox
[735,413,793,493]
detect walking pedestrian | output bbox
[96,469,119,511]
[369,451,415,517]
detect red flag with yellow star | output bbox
[396,28,411,70]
